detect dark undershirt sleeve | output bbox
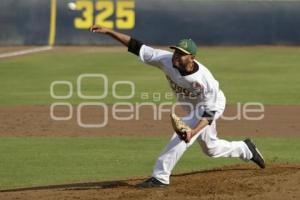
[202,110,216,125]
[128,38,144,56]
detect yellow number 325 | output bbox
[74,0,135,29]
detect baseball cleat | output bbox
[136,177,168,188]
[244,138,266,169]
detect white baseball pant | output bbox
[152,101,253,184]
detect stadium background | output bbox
[1,0,300,45]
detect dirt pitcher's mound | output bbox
[1,164,300,200]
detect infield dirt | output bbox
[1,164,299,200]
[0,105,299,137]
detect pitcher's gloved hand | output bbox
[170,113,192,143]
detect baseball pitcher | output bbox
[90,25,265,188]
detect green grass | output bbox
[0,136,299,189]
[0,46,300,106]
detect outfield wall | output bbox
[1,0,300,45]
[0,0,51,45]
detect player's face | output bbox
[172,50,194,70]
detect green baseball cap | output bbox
[170,38,198,55]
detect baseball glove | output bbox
[170,113,192,143]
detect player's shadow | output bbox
[63,180,132,190]
[0,180,134,192]
[0,168,252,193]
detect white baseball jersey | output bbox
[138,45,226,120]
